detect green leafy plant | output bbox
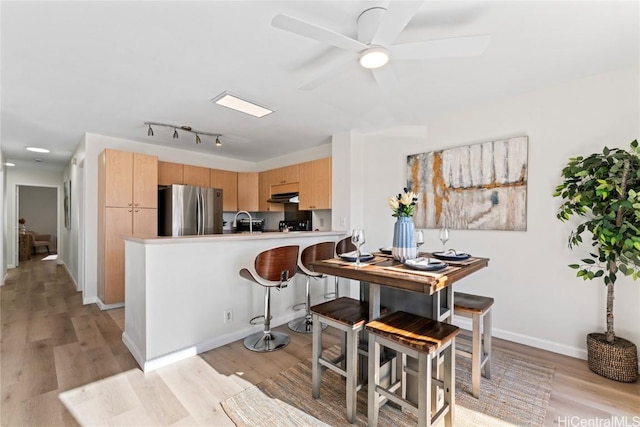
[554,140,640,343]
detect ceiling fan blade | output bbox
[371,1,425,46]
[371,66,399,95]
[391,34,491,60]
[272,14,368,52]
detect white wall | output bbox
[1,151,6,284]
[332,65,640,360]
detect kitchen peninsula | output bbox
[122,230,345,371]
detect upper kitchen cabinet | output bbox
[237,172,259,212]
[183,165,210,187]
[158,161,184,186]
[299,157,332,210]
[271,164,299,185]
[210,168,238,212]
[258,170,284,212]
[102,149,158,208]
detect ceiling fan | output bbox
[272,1,490,92]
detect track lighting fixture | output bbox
[144,122,223,147]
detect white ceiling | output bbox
[1,1,638,172]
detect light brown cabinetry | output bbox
[158,161,184,186]
[258,170,284,212]
[183,165,210,187]
[237,172,259,211]
[98,149,158,306]
[210,169,238,211]
[299,157,332,210]
[271,164,299,185]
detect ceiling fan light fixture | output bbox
[215,137,222,147]
[359,46,389,69]
[173,128,179,139]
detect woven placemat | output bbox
[222,344,555,427]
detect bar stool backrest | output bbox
[254,245,300,283]
[335,237,356,256]
[301,241,336,272]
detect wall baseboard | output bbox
[62,262,80,292]
[130,312,299,372]
[96,299,124,311]
[453,317,588,361]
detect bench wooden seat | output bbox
[453,292,494,398]
[366,311,459,427]
[311,297,376,423]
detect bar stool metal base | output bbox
[288,315,327,334]
[243,330,290,352]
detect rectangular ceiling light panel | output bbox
[211,92,273,118]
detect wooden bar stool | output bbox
[288,242,335,333]
[366,311,460,427]
[453,292,494,398]
[325,237,356,300]
[239,245,299,352]
[311,297,371,423]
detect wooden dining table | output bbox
[310,251,489,426]
[310,252,489,322]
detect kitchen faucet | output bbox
[232,211,253,234]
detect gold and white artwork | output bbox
[407,136,528,231]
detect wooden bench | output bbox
[311,297,373,423]
[453,292,494,398]
[366,311,459,427]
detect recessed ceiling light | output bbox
[4,162,15,167]
[34,158,44,162]
[211,91,273,118]
[359,46,389,69]
[26,147,50,153]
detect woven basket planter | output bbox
[587,333,638,383]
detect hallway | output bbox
[1,255,137,426]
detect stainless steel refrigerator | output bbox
[158,185,223,236]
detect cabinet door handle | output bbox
[128,209,132,212]
[135,209,139,213]
[134,203,139,207]
[128,203,133,206]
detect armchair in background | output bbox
[25,231,51,254]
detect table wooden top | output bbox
[310,252,489,295]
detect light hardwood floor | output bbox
[1,255,638,426]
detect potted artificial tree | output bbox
[554,140,639,382]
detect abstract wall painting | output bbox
[64,180,71,229]
[407,136,528,231]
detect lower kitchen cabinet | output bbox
[98,207,157,305]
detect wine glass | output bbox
[439,226,449,252]
[351,229,366,268]
[415,230,424,252]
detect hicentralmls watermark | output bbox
[557,416,640,427]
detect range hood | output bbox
[267,192,299,204]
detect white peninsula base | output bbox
[122,231,346,371]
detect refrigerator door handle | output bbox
[197,191,202,235]
[199,191,204,235]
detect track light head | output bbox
[144,121,222,147]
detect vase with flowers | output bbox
[388,188,418,261]
[18,218,26,234]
